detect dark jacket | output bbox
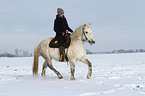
[54,15,73,36]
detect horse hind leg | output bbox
[47,62,63,79]
[41,61,47,77]
[41,53,63,79]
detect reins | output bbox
[64,33,71,65]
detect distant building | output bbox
[15,49,32,57]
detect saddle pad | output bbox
[49,37,71,48]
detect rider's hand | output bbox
[68,31,72,34]
[62,32,65,36]
[67,31,72,36]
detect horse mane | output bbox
[71,24,91,40]
[71,25,83,40]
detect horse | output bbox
[33,23,95,80]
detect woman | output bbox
[54,8,73,61]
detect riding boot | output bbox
[59,46,65,61]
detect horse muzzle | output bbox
[88,40,95,45]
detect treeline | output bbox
[0,53,15,57]
[0,49,32,57]
[95,49,145,54]
[1,49,145,57]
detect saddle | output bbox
[49,33,71,48]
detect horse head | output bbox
[82,23,95,45]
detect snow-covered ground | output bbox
[0,53,145,96]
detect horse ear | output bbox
[84,24,87,27]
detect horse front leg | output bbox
[70,62,76,80]
[80,57,92,79]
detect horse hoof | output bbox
[87,75,91,79]
[41,73,44,77]
[71,78,76,80]
[58,76,63,79]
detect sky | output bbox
[0,0,145,53]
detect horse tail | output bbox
[33,43,40,76]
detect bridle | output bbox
[82,25,89,41]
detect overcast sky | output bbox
[0,0,145,53]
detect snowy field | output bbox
[0,53,145,96]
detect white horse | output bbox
[33,23,95,80]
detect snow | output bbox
[0,53,145,96]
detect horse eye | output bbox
[86,31,88,34]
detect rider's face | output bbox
[60,14,63,17]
